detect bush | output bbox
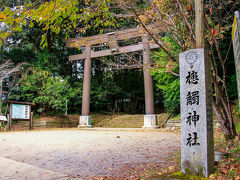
[19,68,75,115]
[151,35,181,113]
[152,69,180,113]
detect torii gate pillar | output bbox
[142,35,159,129]
[78,45,92,128]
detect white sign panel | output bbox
[0,116,7,121]
[12,104,30,119]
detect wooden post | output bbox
[142,35,155,114]
[195,0,205,48]
[7,114,10,130]
[29,112,33,130]
[29,104,33,130]
[8,104,12,131]
[81,45,92,116]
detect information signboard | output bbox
[12,104,30,120]
[7,101,34,130]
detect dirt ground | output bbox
[0,128,181,179]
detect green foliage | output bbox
[151,35,181,113]
[153,71,180,113]
[19,68,75,115]
[236,123,240,134]
[91,74,121,110]
[226,74,238,100]
[233,104,240,119]
[114,70,144,96]
[2,47,36,64]
[0,0,116,47]
[232,104,240,134]
[171,171,208,180]
[0,121,7,129]
[18,67,122,114]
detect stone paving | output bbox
[0,129,181,179]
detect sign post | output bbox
[232,11,240,109]
[7,101,34,130]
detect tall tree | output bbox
[0,60,25,115]
[0,0,115,46]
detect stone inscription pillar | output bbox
[78,45,92,128]
[180,49,214,177]
[142,35,159,129]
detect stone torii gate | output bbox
[66,26,160,128]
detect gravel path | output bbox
[0,129,181,179]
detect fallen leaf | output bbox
[168,166,175,171]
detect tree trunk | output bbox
[211,65,237,140]
[212,100,235,140]
[212,89,236,140]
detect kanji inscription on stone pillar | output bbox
[180,49,214,177]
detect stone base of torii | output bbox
[78,115,92,128]
[65,25,161,129]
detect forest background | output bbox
[0,0,240,139]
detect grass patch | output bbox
[172,171,208,180]
[18,113,171,129]
[101,114,144,128]
[169,114,181,121]
[235,123,240,134]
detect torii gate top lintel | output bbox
[65,25,160,61]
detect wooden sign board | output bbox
[12,104,31,120]
[7,101,34,130]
